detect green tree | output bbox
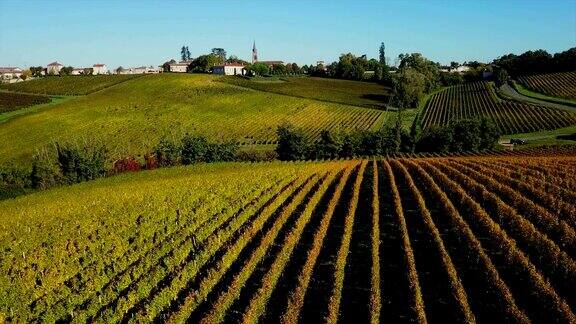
[248,62,270,76]
[180,46,191,61]
[276,123,310,160]
[392,68,426,108]
[211,48,227,62]
[494,67,510,87]
[379,42,386,66]
[59,66,73,76]
[313,130,343,159]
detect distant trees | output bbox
[82,68,94,75]
[189,54,221,73]
[493,47,576,76]
[379,42,386,66]
[416,118,500,153]
[20,70,32,80]
[162,59,176,72]
[246,62,270,76]
[59,66,74,76]
[29,66,44,77]
[211,48,227,62]
[493,67,510,87]
[181,46,191,61]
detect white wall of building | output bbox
[213,65,245,75]
[170,64,188,73]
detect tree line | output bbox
[276,118,500,161]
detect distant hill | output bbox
[0,74,386,164]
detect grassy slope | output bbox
[0,75,142,95]
[0,74,386,164]
[219,76,391,109]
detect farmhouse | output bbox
[47,61,64,74]
[212,63,246,76]
[0,67,22,81]
[92,64,108,75]
[169,62,189,73]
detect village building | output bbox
[251,42,283,67]
[0,67,23,81]
[92,64,108,75]
[47,61,63,74]
[212,63,246,76]
[169,62,189,73]
[71,68,85,75]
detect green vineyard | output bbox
[518,71,576,100]
[0,92,51,113]
[0,75,142,96]
[421,82,576,134]
[0,74,386,165]
[1,153,574,322]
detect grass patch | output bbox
[512,82,576,107]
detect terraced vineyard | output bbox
[0,92,50,113]
[1,154,574,322]
[0,75,142,95]
[0,74,385,165]
[519,71,576,100]
[421,82,576,134]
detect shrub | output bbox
[276,123,311,161]
[56,143,107,183]
[181,133,209,164]
[144,153,158,170]
[112,156,141,174]
[30,148,62,189]
[154,137,179,167]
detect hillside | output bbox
[219,76,391,109]
[0,74,386,164]
[420,82,576,134]
[1,153,574,322]
[518,71,576,101]
[0,75,142,95]
[0,92,51,113]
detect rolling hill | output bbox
[0,75,142,95]
[0,74,386,165]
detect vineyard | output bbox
[0,73,385,165]
[420,82,576,134]
[1,153,574,322]
[0,75,142,95]
[0,92,51,113]
[220,76,391,109]
[519,71,576,100]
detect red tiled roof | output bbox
[0,67,22,73]
[47,61,63,66]
[221,63,246,67]
[93,64,106,67]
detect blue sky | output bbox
[1,0,574,69]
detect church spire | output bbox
[252,41,258,64]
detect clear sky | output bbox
[1,0,574,69]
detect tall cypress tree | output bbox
[379,42,386,66]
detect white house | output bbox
[452,65,470,74]
[0,67,22,81]
[169,62,189,73]
[212,63,246,76]
[47,61,63,74]
[92,64,107,75]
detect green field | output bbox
[0,75,142,95]
[0,74,386,165]
[220,76,391,109]
[1,155,574,322]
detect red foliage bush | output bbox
[113,156,141,173]
[144,153,158,170]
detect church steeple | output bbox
[252,41,258,63]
